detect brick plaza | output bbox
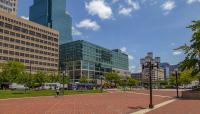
[0,90,199,114]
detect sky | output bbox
[18,0,200,73]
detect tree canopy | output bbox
[177,20,200,81]
[169,69,198,86]
[105,72,120,86]
[0,61,25,83]
[80,76,89,83]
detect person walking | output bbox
[56,86,60,97]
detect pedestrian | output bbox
[56,86,60,97]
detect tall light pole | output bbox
[140,53,160,109]
[62,70,65,95]
[173,69,179,98]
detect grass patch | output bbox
[0,89,102,99]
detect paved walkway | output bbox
[0,91,170,114]
[146,99,200,114]
[0,89,199,114]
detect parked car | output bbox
[9,83,28,90]
[42,83,61,90]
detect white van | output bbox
[42,83,61,90]
[9,83,28,90]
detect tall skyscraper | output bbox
[29,0,72,44]
[160,62,170,80]
[0,0,18,15]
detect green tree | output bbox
[105,72,120,86]
[127,77,138,89]
[169,69,197,86]
[1,61,25,83]
[49,74,60,83]
[180,69,198,86]
[177,20,200,84]
[33,71,48,87]
[16,72,32,88]
[169,74,181,86]
[48,74,70,84]
[80,76,89,83]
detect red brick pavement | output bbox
[0,92,170,114]
[147,99,200,114]
[133,89,182,98]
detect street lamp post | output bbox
[140,54,160,109]
[174,69,179,98]
[62,71,65,95]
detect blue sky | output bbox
[18,0,200,73]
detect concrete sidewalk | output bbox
[146,99,200,114]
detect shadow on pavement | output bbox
[128,106,147,110]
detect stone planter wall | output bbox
[182,90,200,99]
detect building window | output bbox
[5,23,12,29]
[13,26,20,31]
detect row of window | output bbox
[24,66,57,72]
[0,28,58,47]
[0,15,58,37]
[0,35,58,52]
[0,48,58,62]
[0,0,13,6]
[0,5,12,13]
[0,56,58,67]
[0,42,58,58]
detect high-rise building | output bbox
[112,49,129,75]
[160,62,170,80]
[140,52,164,82]
[169,64,178,74]
[59,40,130,83]
[0,11,59,73]
[0,0,17,15]
[29,0,72,44]
[131,73,142,81]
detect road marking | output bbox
[130,99,176,114]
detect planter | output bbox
[182,90,200,99]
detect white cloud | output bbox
[119,7,133,16]
[120,47,134,60]
[120,47,128,53]
[129,65,136,73]
[161,1,176,15]
[129,65,142,73]
[128,55,134,60]
[127,0,140,10]
[72,26,82,36]
[76,19,100,31]
[21,16,29,20]
[118,0,140,16]
[173,51,182,55]
[85,0,113,20]
[161,1,176,11]
[187,0,200,4]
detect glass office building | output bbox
[29,0,72,44]
[60,40,130,83]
